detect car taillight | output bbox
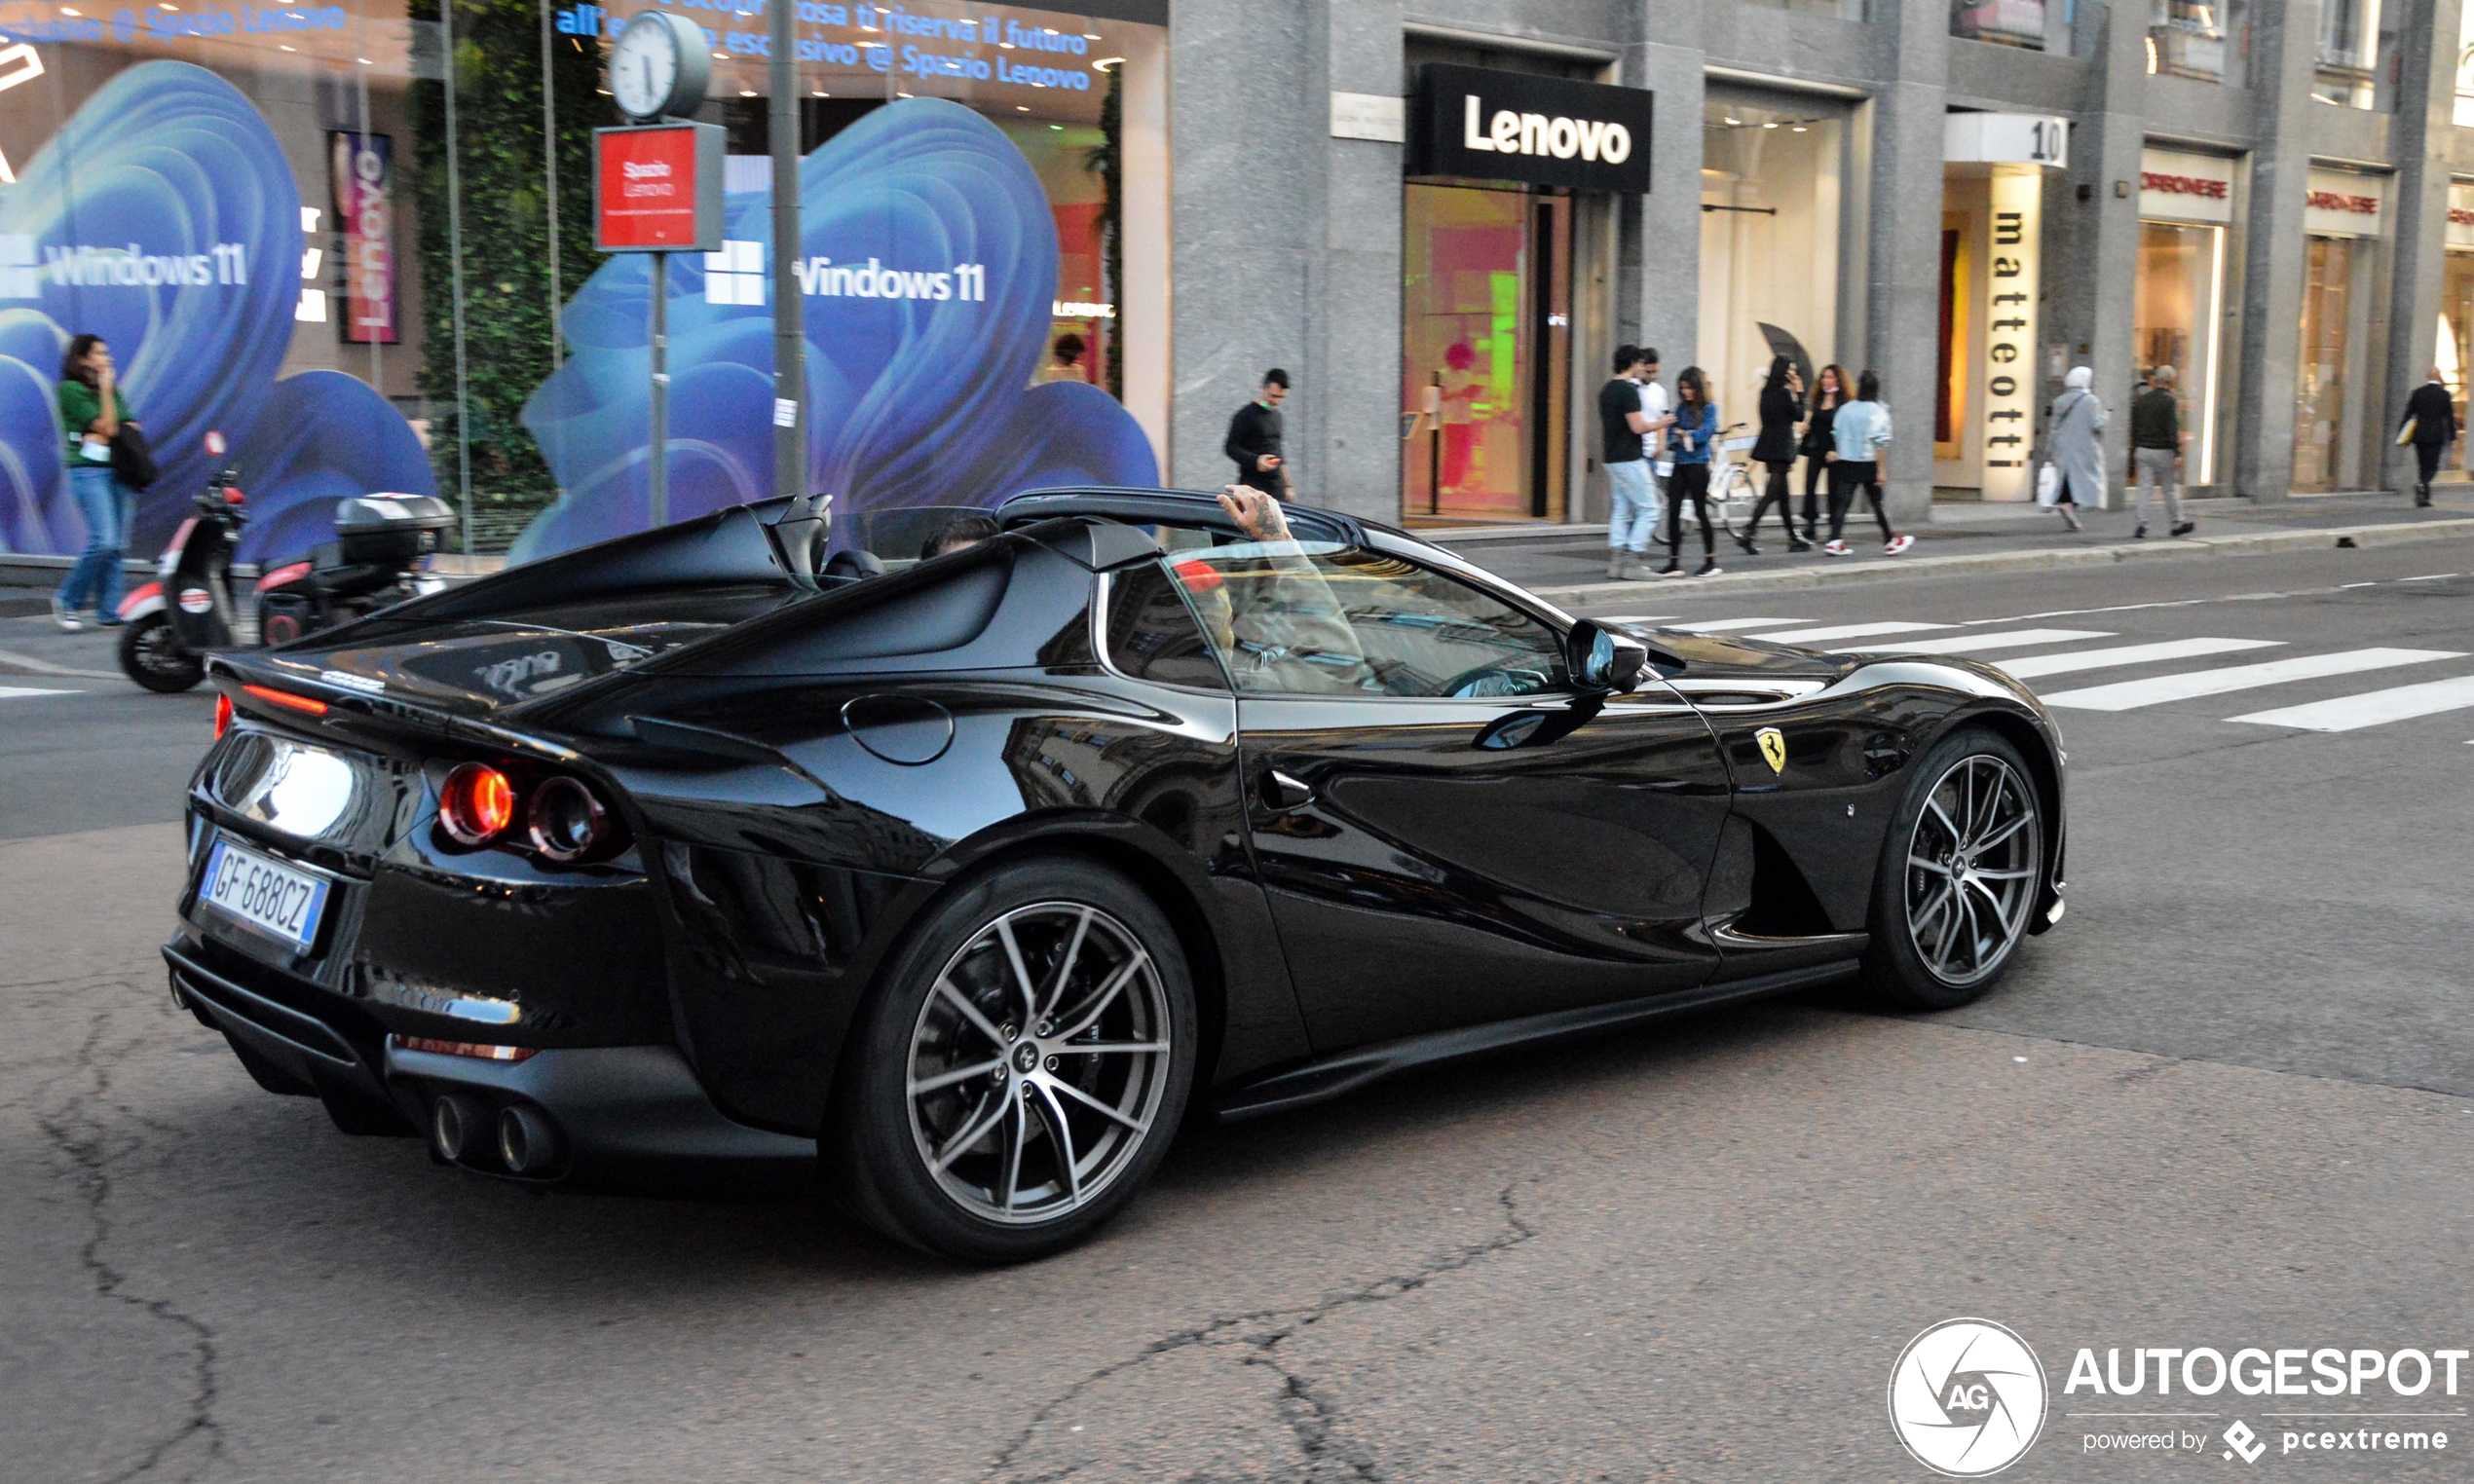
[241,683,327,717]
[438,762,517,845]
[214,692,232,739]
[525,775,610,862]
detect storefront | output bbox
[1698,84,1853,451]
[2293,166,2389,493]
[2437,181,2474,477]
[1934,112,2067,501]
[1400,60,1647,525]
[0,0,1170,565]
[2134,147,2237,489]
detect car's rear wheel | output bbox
[827,857,1195,1263]
[1859,727,2044,1010]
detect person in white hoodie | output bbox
[1822,368,1913,556]
[2043,364,2108,533]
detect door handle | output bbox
[1258,768,1314,812]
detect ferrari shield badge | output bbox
[1755,726,1787,775]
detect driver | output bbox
[1171,486,1373,694]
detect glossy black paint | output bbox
[173,488,2068,1177]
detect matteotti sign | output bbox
[1410,63,1654,194]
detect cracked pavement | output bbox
[4,540,2472,1481]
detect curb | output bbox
[1526,517,2474,606]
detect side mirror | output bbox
[1566,618,1650,693]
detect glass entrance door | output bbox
[2133,221,2225,484]
[1402,183,1572,523]
[2294,236,2372,492]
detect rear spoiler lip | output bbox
[207,650,595,766]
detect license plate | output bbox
[198,837,331,951]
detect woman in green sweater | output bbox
[52,333,137,631]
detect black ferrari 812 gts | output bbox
[166,488,2065,1260]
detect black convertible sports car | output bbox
[167,487,2065,1261]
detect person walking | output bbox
[1823,368,1912,556]
[2401,366,2456,508]
[1658,366,1723,577]
[52,333,139,631]
[1740,355,1807,555]
[1597,346,1661,579]
[2043,366,2108,532]
[1225,369,1293,501]
[1799,364,1846,544]
[2129,364,2194,538]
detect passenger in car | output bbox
[919,512,1002,560]
[1178,486,1372,693]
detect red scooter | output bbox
[117,429,453,692]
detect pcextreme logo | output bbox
[1890,1318,2050,1477]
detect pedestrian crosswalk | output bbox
[1599,612,2474,740]
[0,685,75,699]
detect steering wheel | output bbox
[1442,662,1552,700]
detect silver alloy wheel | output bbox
[1900,753,2042,988]
[904,901,1173,1225]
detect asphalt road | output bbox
[4,538,2472,1482]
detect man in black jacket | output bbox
[1226,369,1293,500]
[2402,367,2456,507]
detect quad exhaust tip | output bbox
[497,1104,560,1175]
[431,1093,483,1164]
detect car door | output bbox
[1173,537,1733,1051]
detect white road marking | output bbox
[1661,617,1811,632]
[0,685,76,699]
[2043,649,2465,711]
[2229,674,2474,731]
[1597,615,1678,625]
[1832,627,2115,656]
[1996,637,2286,680]
[1755,620,1956,644]
[2398,573,2461,582]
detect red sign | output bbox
[2141,170,2227,200]
[596,125,717,250]
[329,131,398,344]
[2305,190,2380,215]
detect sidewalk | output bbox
[1425,489,2474,601]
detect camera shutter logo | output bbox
[1888,1318,2048,1476]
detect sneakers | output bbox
[2059,506,2083,532]
[1822,538,1850,556]
[2169,521,2195,537]
[1606,550,1626,579]
[1883,534,1913,555]
[49,592,83,632]
[1695,557,1723,577]
[1788,538,1813,553]
[1735,534,1760,556]
[1655,557,1683,578]
[2133,523,2148,539]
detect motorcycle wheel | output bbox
[119,613,206,693]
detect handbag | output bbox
[2036,462,2060,506]
[2395,417,2418,447]
[109,421,158,490]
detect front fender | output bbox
[116,580,165,622]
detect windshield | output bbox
[829,505,1002,571]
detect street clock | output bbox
[609,11,710,124]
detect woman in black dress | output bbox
[1797,364,1846,546]
[1739,355,1805,556]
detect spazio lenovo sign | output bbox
[1411,63,1654,194]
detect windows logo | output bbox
[703,240,765,306]
[0,234,39,299]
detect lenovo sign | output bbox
[1410,64,1654,194]
[593,123,725,252]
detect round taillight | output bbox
[214,692,233,739]
[525,775,609,862]
[438,762,517,845]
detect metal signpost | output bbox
[768,0,805,503]
[595,11,720,529]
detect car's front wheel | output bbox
[1860,726,2045,1010]
[828,857,1196,1263]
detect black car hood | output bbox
[1612,625,1855,682]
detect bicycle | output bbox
[1658,422,1759,543]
